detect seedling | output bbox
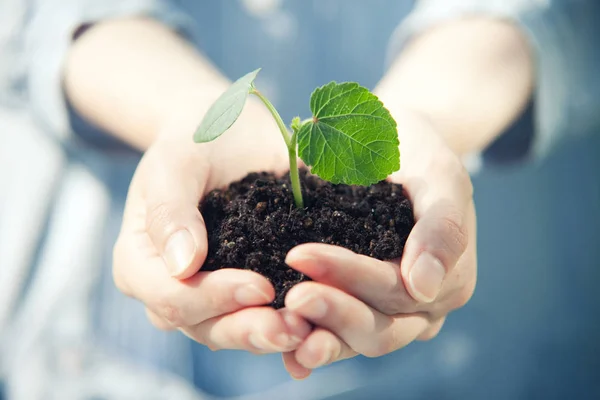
[194,68,400,209]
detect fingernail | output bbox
[285,249,314,264]
[307,339,333,368]
[288,335,303,346]
[274,332,294,348]
[408,252,446,303]
[291,372,311,381]
[164,230,196,277]
[287,294,328,319]
[283,311,301,330]
[285,250,318,267]
[249,334,272,351]
[316,342,334,367]
[282,312,308,344]
[234,284,271,306]
[249,333,289,352]
[285,251,326,278]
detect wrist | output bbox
[391,108,449,156]
[64,17,238,152]
[375,17,533,158]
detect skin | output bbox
[281,17,533,378]
[64,15,532,379]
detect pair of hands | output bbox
[112,109,477,379]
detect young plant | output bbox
[194,68,400,208]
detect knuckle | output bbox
[377,297,404,316]
[153,293,187,328]
[203,289,231,316]
[145,201,175,236]
[371,265,419,315]
[439,213,469,257]
[362,323,401,358]
[158,304,184,328]
[195,277,235,316]
[338,310,359,335]
[377,289,418,316]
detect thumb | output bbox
[143,145,210,279]
[401,200,469,303]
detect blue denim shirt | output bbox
[1,1,599,399]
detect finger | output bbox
[294,328,357,369]
[282,352,312,380]
[278,308,313,342]
[400,199,470,303]
[145,308,175,331]
[286,282,429,358]
[150,269,273,327]
[114,237,274,326]
[183,307,308,353]
[286,243,416,315]
[142,143,211,279]
[280,309,314,378]
[416,317,446,341]
[390,136,472,305]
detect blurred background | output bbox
[1,0,599,399]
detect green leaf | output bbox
[193,68,261,143]
[297,81,400,186]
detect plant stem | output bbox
[251,88,304,208]
[288,130,304,208]
[251,88,291,148]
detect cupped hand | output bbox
[112,108,311,354]
[282,111,477,379]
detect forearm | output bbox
[64,18,239,151]
[376,17,534,157]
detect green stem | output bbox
[288,131,304,208]
[251,88,291,148]
[251,88,304,208]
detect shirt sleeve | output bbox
[24,0,195,141]
[386,0,600,163]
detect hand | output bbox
[281,111,477,379]
[112,110,311,354]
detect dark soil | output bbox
[200,169,414,309]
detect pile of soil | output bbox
[200,169,414,308]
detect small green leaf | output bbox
[193,68,261,143]
[297,81,400,186]
[290,116,302,133]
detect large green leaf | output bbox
[297,82,400,185]
[193,68,260,143]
